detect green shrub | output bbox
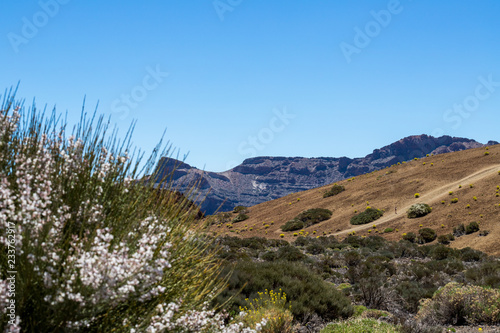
[402,232,417,243]
[233,213,249,223]
[323,184,345,198]
[437,234,455,245]
[418,228,437,243]
[281,219,305,232]
[350,208,383,225]
[465,261,500,288]
[217,261,354,322]
[465,221,480,234]
[429,244,452,260]
[416,282,500,325]
[383,227,394,233]
[451,197,459,203]
[233,205,248,213]
[459,247,484,262]
[305,243,325,255]
[236,289,294,333]
[395,280,437,313]
[282,208,332,231]
[296,208,333,225]
[321,318,400,333]
[276,245,306,261]
[407,203,432,218]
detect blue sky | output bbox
[1,1,499,172]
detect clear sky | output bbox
[1,1,499,172]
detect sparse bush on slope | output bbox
[323,184,345,198]
[350,207,383,225]
[418,228,437,243]
[281,208,332,231]
[407,203,432,218]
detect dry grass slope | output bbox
[210,144,500,256]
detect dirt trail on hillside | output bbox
[333,164,500,237]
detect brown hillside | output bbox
[211,144,500,256]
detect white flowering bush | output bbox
[0,93,261,332]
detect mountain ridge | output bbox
[152,134,498,214]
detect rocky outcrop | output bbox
[152,135,498,214]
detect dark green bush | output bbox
[407,203,432,218]
[293,236,309,247]
[429,245,451,260]
[233,205,248,213]
[418,228,437,243]
[384,227,394,233]
[465,261,500,288]
[465,221,480,234]
[276,245,306,261]
[260,251,277,261]
[437,234,455,245]
[402,232,417,243]
[395,281,437,313]
[323,184,345,198]
[344,251,362,266]
[306,243,325,255]
[459,247,484,262]
[350,208,383,225]
[281,218,305,232]
[296,208,333,225]
[232,213,249,223]
[216,260,354,321]
[282,208,332,231]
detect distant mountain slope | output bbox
[210,144,500,256]
[152,135,498,214]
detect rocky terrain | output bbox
[152,134,498,214]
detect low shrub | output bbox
[418,228,437,243]
[402,232,416,243]
[233,205,248,213]
[320,318,399,333]
[416,282,500,325]
[323,184,345,198]
[350,208,383,225]
[217,261,354,322]
[465,221,480,234]
[236,289,294,333]
[437,234,455,245]
[407,203,432,218]
[233,213,249,223]
[281,219,305,232]
[276,245,306,261]
[465,261,500,288]
[282,208,332,231]
[451,198,459,203]
[459,247,485,262]
[384,227,394,233]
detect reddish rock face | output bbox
[152,135,497,215]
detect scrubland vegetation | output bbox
[1,93,499,332]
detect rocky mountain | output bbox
[152,135,498,215]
